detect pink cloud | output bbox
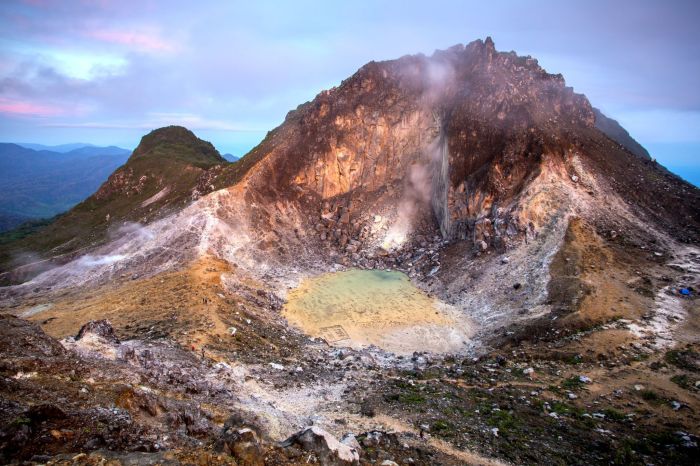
[86,29,175,52]
[0,98,65,117]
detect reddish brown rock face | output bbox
[229,38,697,259]
[231,39,602,252]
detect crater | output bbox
[283,269,473,355]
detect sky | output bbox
[0,0,698,184]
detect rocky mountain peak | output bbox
[129,125,225,167]
[231,38,606,258]
[0,126,232,284]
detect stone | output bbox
[340,433,361,451]
[76,320,119,343]
[281,426,360,465]
[219,427,264,466]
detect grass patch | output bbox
[10,416,31,427]
[550,401,586,418]
[602,408,626,421]
[670,374,692,390]
[565,354,583,365]
[639,389,662,404]
[487,409,519,432]
[431,419,453,433]
[562,376,585,390]
[665,349,699,372]
[398,392,426,404]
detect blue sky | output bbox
[0,0,698,184]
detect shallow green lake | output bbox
[283,269,472,355]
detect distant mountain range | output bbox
[0,143,131,232]
[16,142,99,153]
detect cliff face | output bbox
[232,37,697,259]
[178,36,698,315]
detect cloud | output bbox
[41,112,265,132]
[0,96,64,116]
[84,29,176,53]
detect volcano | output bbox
[1,38,698,465]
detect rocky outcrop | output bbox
[228,37,696,261]
[75,319,120,344]
[281,426,360,465]
[0,314,66,359]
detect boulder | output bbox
[281,426,360,465]
[220,427,264,466]
[76,320,119,344]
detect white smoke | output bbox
[424,59,456,103]
[76,254,126,267]
[108,221,154,242]
[383,163,432,249]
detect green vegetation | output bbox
[129,126,225,168]
[486,409,519,432]
[0,216,57,245]
[398,392,426,404]
[565,354,583,365]
[639,389,661,403]
[562,376,586,390]
[665,349,699,372]
[0,126,258,284]
[431,419,453,433]
[602,408,626,421]
[10,416,30,427]
[670,374,692,390]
